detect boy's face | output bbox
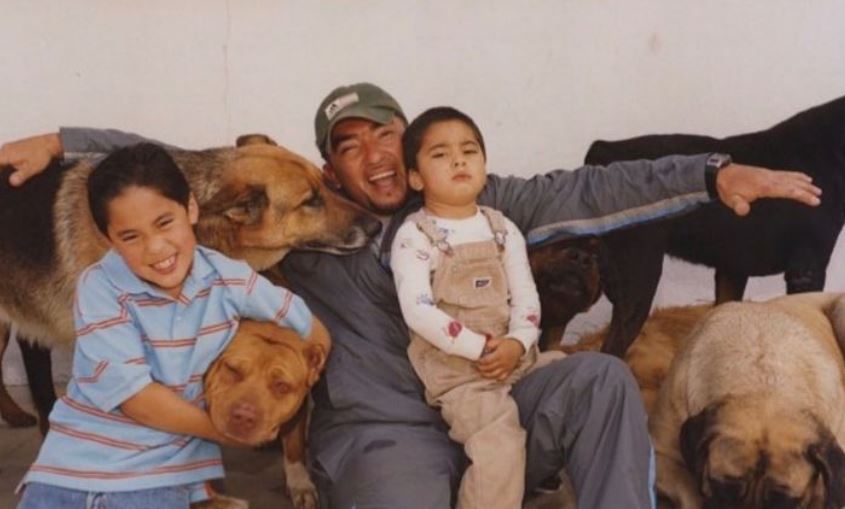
[323,116,409,215]
[105,186,199,299]
[408,119,487,209]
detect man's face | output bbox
[323,116,408,215]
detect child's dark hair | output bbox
[402,106,486,172]
[87,142,191,236]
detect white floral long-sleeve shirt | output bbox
[391,209,541,361]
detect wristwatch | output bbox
[704,153,732,199]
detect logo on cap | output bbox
[324,92,360,121]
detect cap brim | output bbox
[325,106,396,153]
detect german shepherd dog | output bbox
[0,134,381,433]
[582,95,845,358]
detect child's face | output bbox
[409,119,486,208]
[105,186,199,299]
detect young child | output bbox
[17,143,328,509]
[391,107,561,509]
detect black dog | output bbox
[582,95,845,357]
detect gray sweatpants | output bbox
[311,352,654,509]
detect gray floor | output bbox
[0,386,571,509]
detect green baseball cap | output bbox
[314,82,406,156]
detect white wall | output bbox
[2,0,844,382]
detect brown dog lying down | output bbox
[195,320,330,509]
[566,304,711,414]
[650,293,845,509]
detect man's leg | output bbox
[511,351,654,509]
[311,423,466,509]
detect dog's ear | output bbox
[236,133,278,147]
[680,404,721,491]
[303,342,327,387]
[806,426,845,509]
[219,185,269,225]
[826,294,845,359]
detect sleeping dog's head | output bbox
[681,399,845,509]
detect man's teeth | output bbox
[153,256,176,270]
[368,171,395,182]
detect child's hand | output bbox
[476,337,524,381]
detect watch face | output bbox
[707,153,732,168]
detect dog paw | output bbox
[284,459,318,509]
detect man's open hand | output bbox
[0,133,62,186]
[716,163,821,216]
[476,337,524,381]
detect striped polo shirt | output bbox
[21,245,312,501]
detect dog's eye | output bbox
[762,486,801,509]
[709,476,749,503]
[302,192,324,209]
[224,362,244,382]
[273,380,290,394]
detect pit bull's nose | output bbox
[230,402,257,433]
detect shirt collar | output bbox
[100,246,216,300]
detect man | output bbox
[0,83,821,509]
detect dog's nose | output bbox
[229,402,257,433]
[566,248,595,268]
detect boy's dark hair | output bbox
[402,106,486,172]
[87,142,191,236]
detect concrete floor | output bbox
[0,386,571,509]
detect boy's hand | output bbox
[476,337,524,381]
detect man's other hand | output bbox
[717,163,822,216]
[0,133,62,186]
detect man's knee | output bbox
[315,430,465,509]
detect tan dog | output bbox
[568,304,711,414]
[0,134,379,430]
[650,293,845,509]
[202,320,330,509]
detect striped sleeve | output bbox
[72,267,152,412]
[218,259,312,340]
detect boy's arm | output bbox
[238,267,314,340]
[480,155,820,244]
[391,222,486,361]
[120,383,240,446]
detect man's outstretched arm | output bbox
[480,154,820,244]
[1,128,177,186]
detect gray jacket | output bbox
[59,126,713,477]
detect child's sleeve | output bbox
[72,267,153,413]
[237,267,313,340]
[391,222,486,360]
[502,219,542,353]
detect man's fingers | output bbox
[9,168,32,187]
[728,196,751,217]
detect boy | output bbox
[17,143,327,509]
[391,107,561,508]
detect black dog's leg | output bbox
[785,244,827,294]
[599,229,665,358]
[714,271,748,304]
[0,327,37,427]
[18,336,56,435]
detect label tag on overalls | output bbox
[473,276,492,289]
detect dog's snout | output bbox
[360,215,383,238]
[229,402,258,433]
